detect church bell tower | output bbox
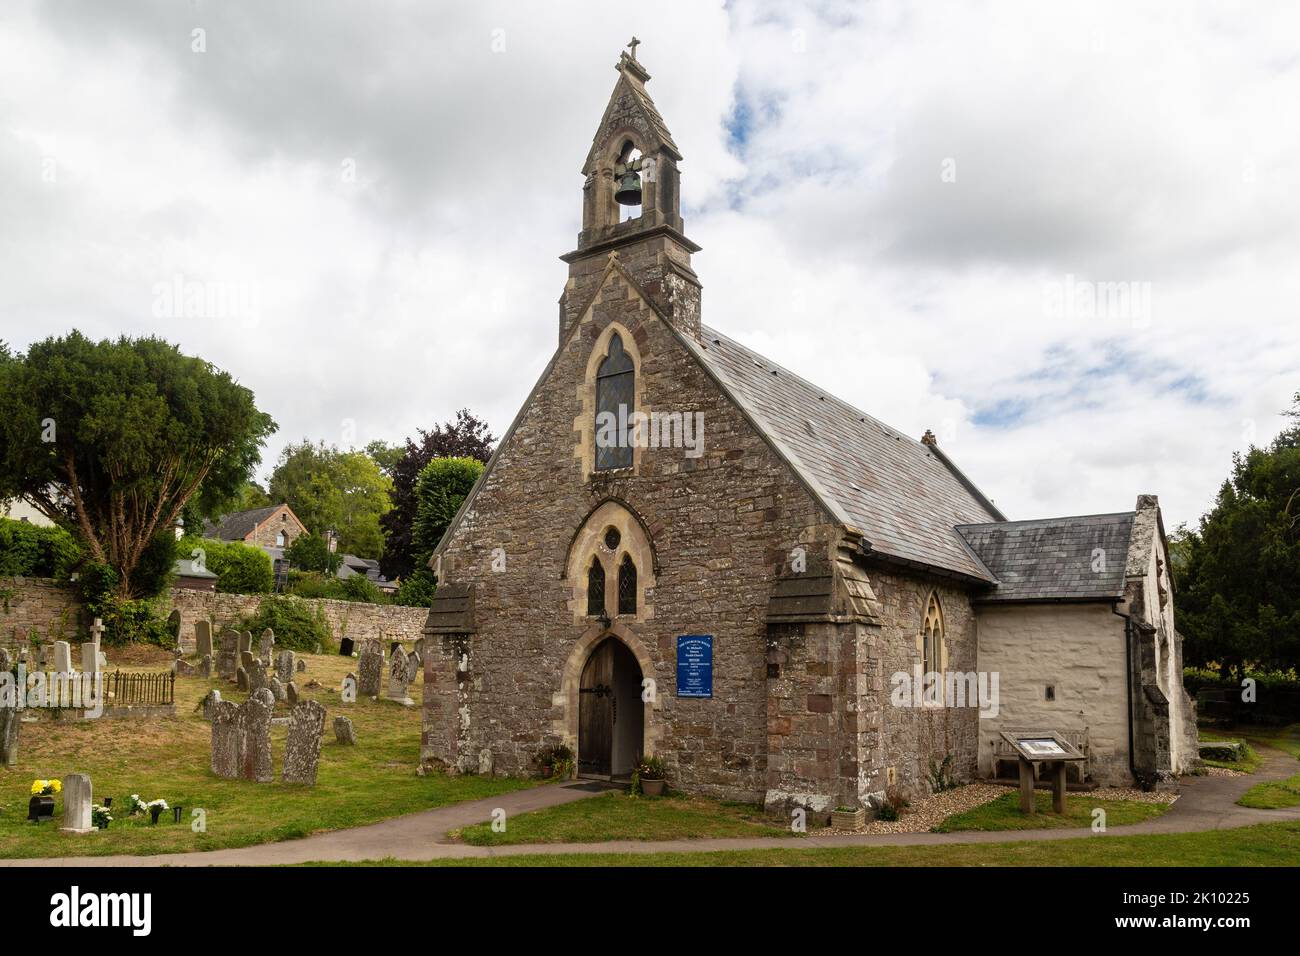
[559,41,702,343]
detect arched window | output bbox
[617,554,637,615]
[922,592,944,677]
[595,333,635,471]
[587,557,606,617]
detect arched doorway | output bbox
[578,636,644,778]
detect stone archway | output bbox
[556,622,659,766]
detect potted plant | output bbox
[91,804,113,830]
[636,756,667,796]
[831,804,866,830]
[532,744,574,781]
[147,799,169,824]
[27,779,61,823]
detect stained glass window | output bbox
[595,333,635,471]
[618,555,637,615]
[587,557,606,617]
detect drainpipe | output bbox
[1111,603,1138,781]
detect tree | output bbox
[268,441,392,558]
[285,531,342,574]
[364,440,404,477]
[1175,393,1300,678]
[412,456,483,557]
[379,410,495,580]
[0,332,276,597]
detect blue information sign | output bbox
[676,635,713,699]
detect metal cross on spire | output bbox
[627,36,641,60]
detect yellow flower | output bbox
[50,779,62,794]
[29,779,61,795]
[30,780,45,795]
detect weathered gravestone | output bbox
[0,705,19,767]
[283,700,326,785]
[174,658,197,677]
[36,645,49,670]
[195,618,214,660]
[198,654,212,679]
[238,631,253,656]
[202,689,223,721]
[386,646,417,706]
[275,650,296,685]
[258,629,275,665]
[343,672,357,704]
[357,640,384,697]
[247,658,269,695]
[296,658,307,673]
[217,630,239,681]
[269,676,286,702]
[51,641,73,673]
[210,699,240,778]
[79,642,100,674]
[60,773,95,834]
[236,667,250,692]
[333,715,356,744]
[286,682,299,707]
[237,691,275,782]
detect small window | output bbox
[1045,685,1056,701]
[587,557,606,617]
[618,555,637,615]
[276,532,285,547]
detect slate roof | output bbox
[955,512,1137,602]
[203,505,280,541]
[690,325,1005,582]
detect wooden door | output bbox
[578,640,614,775]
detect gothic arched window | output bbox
[617,554,637,615]
[587,557,606,617]
[595,333,635,471]
[922,592,944,677]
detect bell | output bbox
[614,169,642,206]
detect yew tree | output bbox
[0,331,276,597]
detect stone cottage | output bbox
[420,47,1198,815]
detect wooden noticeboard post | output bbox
[998,731,1087,814]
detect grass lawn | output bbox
[0,648,533,858]
[454,790,792,845]
[1237,772,1300,809]
[315,819,1300,866]
[1197,730,1263,772]
[932,790,1171,832]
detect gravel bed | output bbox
[1204,766,1247,778]
[816,783,1010,836]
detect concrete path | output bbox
[6,749,1298,866]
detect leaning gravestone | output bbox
[275,650,296,685]
[386,646,417,706]
[0,705,19,766]
[195,618,214,660]
[236,692,274,782]
[217,630,239,681]
[210,699,240,778]
[60,773,95,834]
[283,700,326,785]
[258,629,275,665]
[333,715,356,744]
[357,640,384,697]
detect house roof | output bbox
[203,505,281,541]
[955,512,1137,602]
[172,556,217,579]
[689,325,1005,582]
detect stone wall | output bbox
[0,577,427,651]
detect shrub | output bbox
[285,569,388,604]
[76,562,172,647]
[239,595,332,652]
[0,517,82,577]
[285,532,342,574]
[394,564,437,608]
[178,536,274,594]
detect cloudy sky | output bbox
[2,0,1297,529]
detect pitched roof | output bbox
[203,505,280,541]
[689,325,1005,582]
[955,512,1137,602]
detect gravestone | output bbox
[36,645,49,670]
[236,692,274,782]
[52,640,73,673]
[79,642,100,674]
[167,608,182,644]
[296,658,307,673]
[275,650,296,685]
[240,650,255,673]
[258,629,275,665]
[478,748,493,775]
[286,682,299,707]
[343,672,357,703]
[282,700,326,785]
[247,659,269,695]
[0,705,19,766]
[333,715,356,745]
[236,667,249,692]
[339,636,355,657]
[198,654,212,679]
[217,631,239,681]
[195,619,214,660]
[386,645,416,706]
[210,700,240,778]
[269,676,286,702]
[357,640,384,697]
[202,689,223,721]
[60,773,95,834]
[238,631,253,656]
[174,659,197,677]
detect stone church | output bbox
[420,48,1199,815]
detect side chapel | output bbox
[420,46,1199,815]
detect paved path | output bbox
[6,749,1298,866]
